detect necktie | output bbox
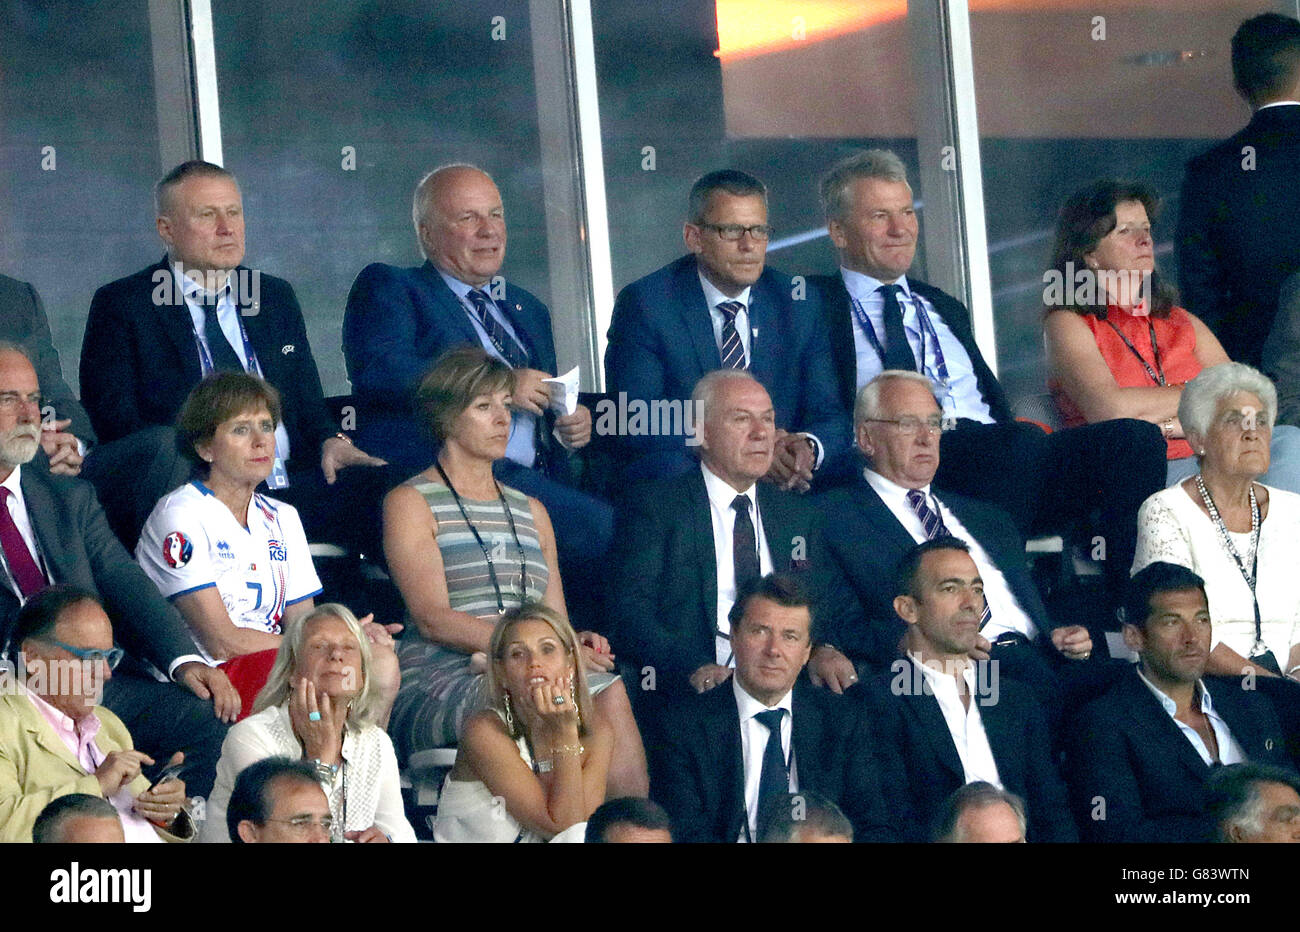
[717,301,748,370]
[467,290,530,369]
[0,488,47,599]
[732,494,760,590]
[200,291,245,373]
[906,490,991,629]
[879,284,918,372]
[755,708,789,818]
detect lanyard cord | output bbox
[1103,317,1166,386]
[433,461,529,614]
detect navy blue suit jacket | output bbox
[343,261,560,470]
[1067,667,1292,842]
[811,474,1056,668]
[80,258,336,460]
[604,255,850,479]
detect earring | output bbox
[502,691,515,734]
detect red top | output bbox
[1051,306,1202,460]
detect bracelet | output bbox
[310,758,339,783]
[1162,418,1174,439]
[550,743,585,758]
[333,431,354,446]
[1288,665,1300,676]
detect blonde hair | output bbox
[253,603,381,728]
[486,602,593,739]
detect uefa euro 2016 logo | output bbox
[162,531,192,568]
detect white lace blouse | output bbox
[200,703,416,843]
[1133,483,1300,666]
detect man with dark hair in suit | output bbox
[1067,562,1293,842]
[870,537,1076,842]
[648,573,897,843]
[342,164,610,590]
[604,169,849,491]
[810,371,1092,709]
[1179,13,1300,368]
[227,757,331,844]
[79,160,387,551]
[811,149,1164,607]
[0,345,236,798]
[610,370,820,701]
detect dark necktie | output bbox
[906,490,991,629]
[200,291,244,373]
[879,284,918,372]
[0,487,47,599]
[467,289,530,369]
[717,301,748,370]
[732,494,760,590]
[755,708,789,817]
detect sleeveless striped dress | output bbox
[390,480,549,758]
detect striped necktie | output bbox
[467,289,530,369]
[717,300,748,370]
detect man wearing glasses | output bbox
[227,758,333,844]
[605,169,848,491]
[809,371,1092,715]
[0,585,194,842]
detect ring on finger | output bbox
[552,695,566,706]
[308,711,322,722]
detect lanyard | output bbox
[434,461,530,614]
[850,292,951,384]
[1194,475,1266,654]
[1104,317,1166,386]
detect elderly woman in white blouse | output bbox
[1133,363,1300,681]
[200,603,416,842]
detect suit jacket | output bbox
[809,272,1014,423]
[1066,667,1292,842]
[648,679,898,843]
[608,468,817,691]
[604,255,850,479]
[811,473,1056,668]
[0,691,188,842]
[79,257,336,461]
[342,260,564,472]
[0,466,201,675]
[1260,271,1300,426]
[0,273,95,443]
[1177,105,1300,367]
[866,660,1077,842]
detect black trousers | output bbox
[935,418,1166,611]
[101,670,229,800]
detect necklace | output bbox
[434,461,530,614]
[1194,475,1268,659]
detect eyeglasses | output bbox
[265,815,336,835]
[0,392,42,412]
[698,223,774,242]
[866,415,948,435]
[37,638,124,670]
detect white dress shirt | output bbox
[865,468,1038,641]
[0,465,46,599]
[701,463,773,666]
[733,676,797,842]
[1135,669,1246,766]
[698,271,753,366]
[912,655,1002,787]
[840,267,994,424]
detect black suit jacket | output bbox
[1177,105,1300,367]
[649,679,898,843]
[0,466,201,674]
[809,273,1013,423]
[1067,667,1292,842]
[0,273,95,443]
[79,257,337,462]
[811,474,1056,668]
[866,659,1076,842]
[608,468,817,690]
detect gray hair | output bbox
[691,369,762,422]
[934,781,1028,843]
[819,149,911,223]
[1178,362,1277,446]
[0,340,32,363]
[253,603,382,728]
[411,163,494,259]
[1206,762,1300,842]
[853,370,938,426]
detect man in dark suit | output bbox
[609,371,818,700]
[342,164,609,580]
[0,344,237,797]
[1178,13,1300,368]
[648,574,897,843]
[79,160,386,551]
[809,371,1093,712]
[1067,562,1294,842]
[811,149,1164,607]
[604,169,849,490]
[868,538,1076,842]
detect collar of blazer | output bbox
[417,260,538,363]
[672,255,777,383]
[3,691,94,776]
[1119,667,1225,779]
